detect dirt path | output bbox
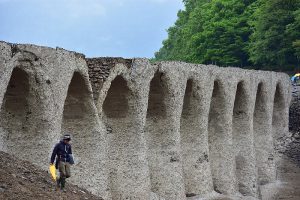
[260,155,300,200]
[0,151,103,200]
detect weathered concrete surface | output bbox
[0,42,110,199]
[0,41,291,200]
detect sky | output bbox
[0,0,183,58]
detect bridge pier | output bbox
[0,51,58,169]
[145,65,186,200]
[208,75,237,195]
[180,66,214,196]
[253,78,276,186]
[61,71,109,197]
[98,64,151,199]
[232,78,257,197]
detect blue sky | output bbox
[0,0,183,58]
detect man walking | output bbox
[50,134,74,191]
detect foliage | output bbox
[249,0,300,70]
[155,0,300,71]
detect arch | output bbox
[232,81,256,196]
[146,72,166,119]
[103,75,149,199]
[253,82,276,185]
[208,80,236,194]
[145,71,186,199]
[272,83,286,140]
[61,71,107,195]
[62,72,92,120]
[181,79,194,118]
[0,68,30,151]
[180,79,213,195]
[103,75,130,119]
[102,76,131,193]
[181,79,195,194]
[0,67,42,160]
[145,71,168,196]
[144,70,186,199]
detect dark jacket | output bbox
[50,141,73,165]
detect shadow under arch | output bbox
[61,71,107,196]
[1,67,31,150]
[232,81,256,196]
[146,71,166,119]
[272,82,287,140]
[253,82,276,185]
[208,80,236,194]
[0,66,46,165]
[181,79,194,119]
[103,75,130,119]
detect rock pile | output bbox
[289,90,300,133]
[277,87,300,167]
[285,94,300,166]
[276,131,300,166]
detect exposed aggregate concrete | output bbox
[0,41,292,200]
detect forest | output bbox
[154,0,300,71]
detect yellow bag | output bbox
[49,164,57,181]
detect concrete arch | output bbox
[0,67,43,160]
[232,81,257,196]
[103,75,130,119]
[92,62,129,111]
[145,70,186,200]
[0,67,31,151]
[272,82,287,141]
[61,71,108,196]
[253,82,276,185]
[145,71,168,196]
[146,71,167,119]
[102,75,131,199]
[103,74,150,199]
[208,79,236,194]
[180,78,213,195]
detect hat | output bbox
[63,134,71,141]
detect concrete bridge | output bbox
[0,41,291,199]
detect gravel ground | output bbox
[286,84,300,166]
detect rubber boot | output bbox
[60,177,66,192]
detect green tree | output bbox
[249,0,300,70]
[154,0,300,71]
[287,9,300,61]
[155,0,258,67]
[191,0,256,67]
[155,0,209,61]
